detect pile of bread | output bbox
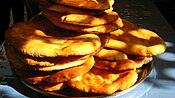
[5,0,166,96]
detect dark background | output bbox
[154,0,175,30]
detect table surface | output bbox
[1,0,175,98]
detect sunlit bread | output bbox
[5,20,101,57]
[43,12,123,34]
[94,56,152,70]
[43,9,122,26]
[106,20,166,56]
[50,0,114,10]
[68,67,138,95]
[94,48,128,60]
[6,46,95,84]
[38,0,113,15]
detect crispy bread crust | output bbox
[94,48,128,60]
[50,0,114,10]
[94,56,152,70]
[5,21,101,57]
[106,20,166,56]
[43,9,121,26]
[68,67,138,95]
[39,0,113,15]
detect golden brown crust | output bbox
[7,48,95,84]
[39,0,113,15]
[5,32,109,71]
[68,67,138,95]
[18,55,91,71]
[5,43,28,70]
[50,0,114,10]
[19,55,88,67]
[5,43,87,71]
[43,56,94,84]
[94,48,128,60]
[43,9,121,26]
[5,21,101,57]
[43,11,123,34]
[15,69,55,84]
[94,56,152,70]
[38,82,68,91]
[106,20,166,56]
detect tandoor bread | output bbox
[94,56,152,70]
[5,20,101,57]
[38,0,113,16]
[50,0,114,10]
[42,56,94,84]
[68,67,138,95]
[3,0,167,96]
[18,53,90,67]
[16,56,94,84]
[6,44,95,84]
[43,9,122,26]
[38,82,68,91]
[43,11,123,34]
[5,43,93,71]
[94,48,128,60]
[106,20,166,56]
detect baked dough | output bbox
[5,21,101,57]
[43,9,122,26]
[94,56,152,70]
[68,67,138,95]
[43,12,123,34]
[106,20,166,56]
[50,0,114,10]
[7,50,94,84]
[38,82,68,91]
[39,0,113,16]
[43,56,94,84]
[94,48,128,60]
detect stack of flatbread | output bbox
[5,0,166,95]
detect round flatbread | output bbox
[106,20,166,56]
[5,20,101,57]
[43,12,123,34]
[68,67,138,95]
[50,0,114,10]
[6,44,95,84]
[43,56,95,84]
[18,53,90,67]
[38,0,113,16]
[38,82,68,91]
[43,9,122,26]
[94,56,152,70]
[5,43,93,71]
[94,48,128,60]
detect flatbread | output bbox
[94,56,152,70]
[38,82,68,91]
[5,43,94,71]
[50,0,114,10]
[106,20,166,56]
[43,56,95,84]
[68,67,138,95]
[43,12,123,34]
[5,21,101,57]
[43,9,122,26]
[14,69,56,84]
[18,54,89,67]
[38,0,113,16]
[7,49,95,84]
[94,48,128,60]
